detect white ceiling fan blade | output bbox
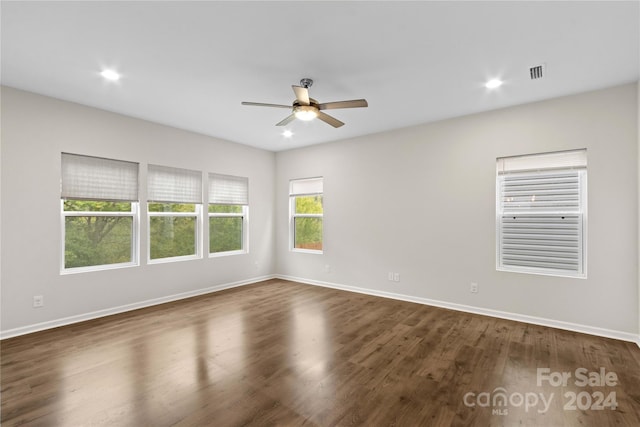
[241,102,292,109]
[276,114,296,126]
[318,99,368,110]
[317,112,345,128]
[292,85,310,105]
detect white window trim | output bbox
[60,200,140,274]
[289,193,324,254]
[208,205,249,257]
[147,204,203,264]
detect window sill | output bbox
[148,254,201,265]
[209,250,247,258]
[291,248,323,255]
[497,266,586,279]
[61,261,138,275]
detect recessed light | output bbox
[100,69,121,81]
[282,130,293,138]
[485,78,503,89]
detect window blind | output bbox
[500,172,581,212]
[497,149,587,277]
[148,164,202,204]
[498,170,584,274]
[209,173,248,205]
[61,153,139,201]
[290,177,323,196]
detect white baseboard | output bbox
[276,274,640,345]
[4,274,638,346]
[0,275,275,340]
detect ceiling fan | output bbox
[241,78,368,128]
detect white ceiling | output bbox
[2,1,638,152]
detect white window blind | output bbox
[497,150,586,277]
[61,153,138,201]
[290,177,323,196]
[209,173,248,205]
[148,164,202,204]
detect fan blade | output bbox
[317,112,345,128]
[241,102,292,109]
[318,99,368,110]
[292,85,310,105]
[276,114,296,126]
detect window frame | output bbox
[208,205,248,257]
[207,173,249,257]
[289,177,324,254]
[147,203,203,264]
[147,165,203,264]
[60,153,140,274]
[61,200,140,274]
[496,150,587,278]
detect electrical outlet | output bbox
[33,295,44,308]
[388,272,394,281]
[470,282,478,293]
[394,273,400,282]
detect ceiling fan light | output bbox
[294,105,318,121]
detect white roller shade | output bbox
[148,164,202,204]
[497,149,587,174]
[61,153,138,201]
[209,173,248,205]
[290,177,323,196]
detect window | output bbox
[147,165,202,262]
[208,173,248,255]
[496,150,587,278]
[290,177,323,253]
[61,153,139,273]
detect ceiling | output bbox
[2,1,638,152]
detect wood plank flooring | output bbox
[2,279,640,426]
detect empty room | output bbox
[1,1,639,426]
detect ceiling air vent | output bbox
[529,63,546,80]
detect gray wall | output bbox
[276,83,639,336]
[1,87,276,334]
[2,83,638,340]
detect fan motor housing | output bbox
[293,98,319,108]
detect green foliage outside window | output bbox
[148,203,195,213]
[294,195,323,250]
[149,203,197,260]
[209,204,242,214]
[210,217,242,253]
[63,201,133,269]
[295,195,323,214]
[149,216,196,259]
[64,200,132,212]
[209,204,244,253]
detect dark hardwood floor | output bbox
[2,279,640,426]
